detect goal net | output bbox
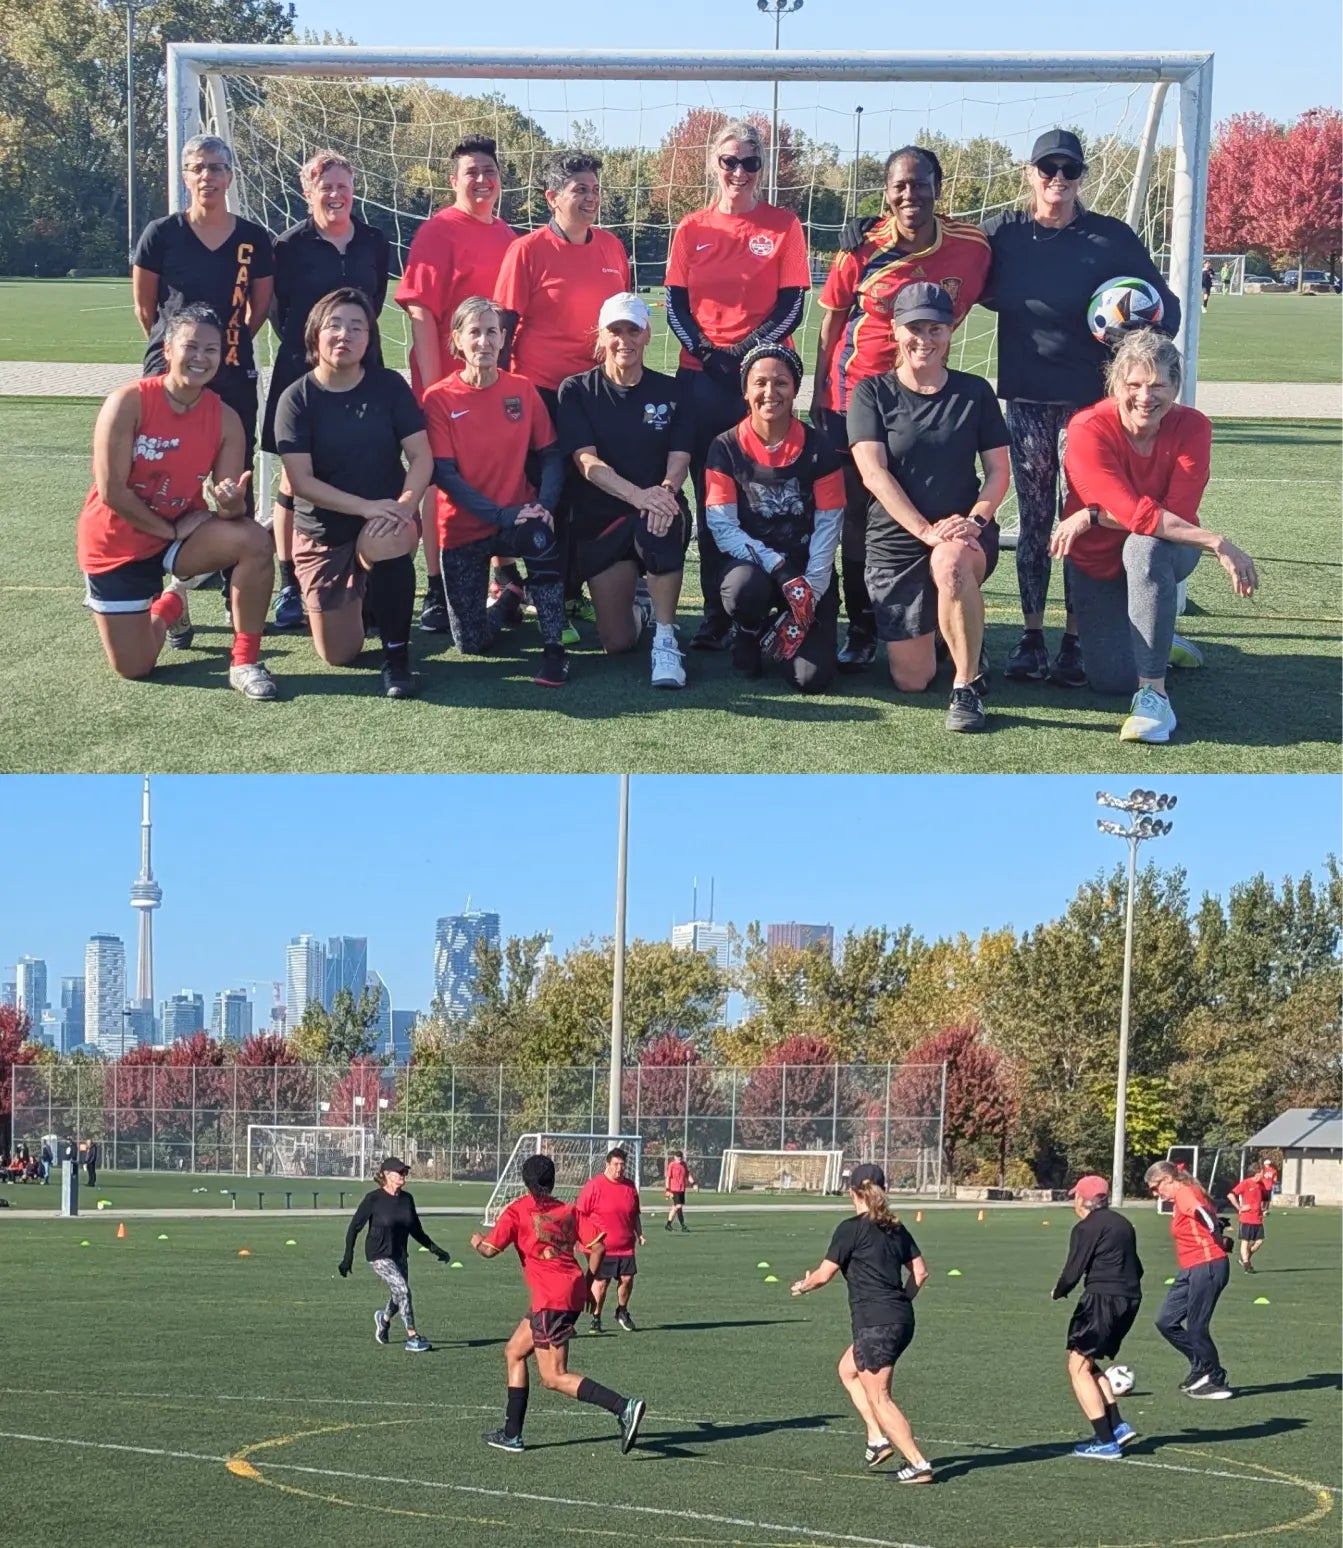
[721,1147,844,1193]
[246,1124,370,1178]
[483,1131,643,1226]
[167,46,1213,540]
[1203,253,1247,296]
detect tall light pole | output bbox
[607,775,630,1138]
[756,0,803,205]
[123,0,152,261]
[1096,788,1177,1207]
[850,105,864,219]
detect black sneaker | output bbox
[589,1314,603,1334]
[1003,633,1049,681]
[615,1308,636,1332]
[483,1429,524,1453]
[381,659,418,699]
[690,614,734,651]
[837,625,877,673]
[664,1221,673,1231]
[619,1397,647,1454]
[1049,636,1087,688]
[419,586,451,633]
[946,684,986,732]
[1187,1382,1233,1400]
[731,628,763,678]
[533,644,569,688]
[487,581,524,631]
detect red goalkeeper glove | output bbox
[762,610,808,662]
[780,575,815,631]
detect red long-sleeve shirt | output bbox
[1062,398,1211,581]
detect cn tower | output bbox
[129,775,162,1006]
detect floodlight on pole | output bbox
[1094,787,1177,1207]
[607,775,630,1137]
[756,0,804,203]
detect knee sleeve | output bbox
[510,517,563,587]
[635,509,689,576]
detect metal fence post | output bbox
[112,1064,119,1170]
[75,1066,82,1152]
[496,1065,504,1180]
[883,1061,891,1179]
[191,1067,197,1173]
[831,1062,839,1149]
[151,1065,157,1171]
[729,1066,737,1152]
[779,1063,787,1150]
[545,1064,551,1133]
[683,1060,690,1155]
[448,1065,456,1182]
[938,1061,948,1196]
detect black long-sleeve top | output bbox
[980,208,1181,407]
[343,1186,443,1264]
[1053,1206,1144,1299]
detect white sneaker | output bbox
[1168,632,1204,669]
[651,634,686,689]
[1119,685,1176,743]
[161,576,194,650]
[228,662,280,701]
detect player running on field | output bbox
[1228,1162,1271,1273]
[791,1163,933,1483]
[577,1146,646,1331]
[469,1153,646,1455]
[1145,1159,1233,1399]
[1051,1174,1144,1460]
[338,1156,451,1352]
[664,1149,696,1232]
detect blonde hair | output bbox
[450,295,502,356]
[853,1179,903,1234]
[708,119,763,177]
[1105,328,1183,399]
[300,149,355,193]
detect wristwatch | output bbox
[1087,505,1101,527]
[970,513,988,529]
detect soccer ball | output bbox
[1087,276,1164,341]
[1105,1364,1136,1397]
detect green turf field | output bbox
[1,401,1337,773]
[2,279,1340,383]
[0,1199,1337,1547]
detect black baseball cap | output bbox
[891,282,955,325]
[1030,129,1087,169]
[849,1162,887,1190]
[380,1156,410,1175]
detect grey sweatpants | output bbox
[371,1255,415,1329]
[1066,538,1201,695]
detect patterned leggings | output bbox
[371,1256,415,1330]
[1004,400,1079,620]
[439,529,565,653]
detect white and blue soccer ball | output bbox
[1087,276,1165,341]
[1105,1364,1136,1397]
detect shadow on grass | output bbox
[520,1410,841,1457]
[647,1318,808,1333]
[1229,1371,1341,1398]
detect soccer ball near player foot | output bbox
[1105,1364,1135,1397]
[1087,277,1164,342]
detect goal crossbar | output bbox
[483,1132,643,1226]
[721,1148,845,1194]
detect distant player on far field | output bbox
[1228,1162,1271,1273]
[1050,1174,1143,1460]
[469,1154,646,1455]
[577,1146,645,1331]
[664,1149,696,1232]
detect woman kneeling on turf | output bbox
[791,1163,933,1483]
[469,1154,646,1455]
[339,1155,451,1352]
[78,303,278,699]
[705,343,844,692]
[1052,328,1258,743]
[275,287,432,699]
[558,292,694,689]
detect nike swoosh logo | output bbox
[602,268,621,275]
[450,410,469,419]
[695,243,712,251]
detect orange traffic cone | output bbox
[116,1221,127,1239]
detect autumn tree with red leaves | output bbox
[890,1023,1018,1186]
[653,107,801,224]
[0,1005,41,1150]
[736,1033,851,1149]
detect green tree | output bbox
[288,988,381,1064]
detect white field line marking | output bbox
[0,1388,1337,1496]
[0,1429,933,1548]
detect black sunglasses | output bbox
[1037,158,1084,181]
[719,154,763,174]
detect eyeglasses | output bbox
[186,162,231,176]
[1036,159,1083,181]
[719,155,763,174]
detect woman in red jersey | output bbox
[77,303,278,699]
[470,1154,647,1456]
[665,120,812,650]
[1052,329,1258,744]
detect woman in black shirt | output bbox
[263,151,391,631]
[791,1162,933,1484]
[275,288,432,699]
[849,282,1010,734]
[340,1156,451,1352]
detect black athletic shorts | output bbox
[529,1308,579,1348]
[1066,1292,1141,1361]
[83,539,189,614]
[597,1254,638,1281]
[866,522,1000,643]
[1238,1223,1264,1242]
[668,1191,686,1206]
[851,1318,914,1374]
[575,507,690,583]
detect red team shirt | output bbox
[421,369,556,551]
[665,203,812,370]
[1228,1177,1270,1226]
[493,224,631,392]
[394,205,517,395]
[1169,1182,1228,1269]
[705,418,847,511]
[576,1173,643,1254]
[487,1194,588,1314]
[666,1159,689,1193]
[78,378,222,572]
[818,214,991,411]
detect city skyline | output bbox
[1,775,1335,1023]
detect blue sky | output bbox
[1,775,1336,1015]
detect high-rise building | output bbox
[161,991,206,1043]
[389,1009,419,1062]
[285,934,326,1027]
[15,956,48,1020]
[212,989,253,1042]
[1,982,15,1008]
[84,933,127,1052]
[766,923,835,957]
[129,776,163,1008]
[324,936,368,1009]
[671,919,732,970]
[366,969,392,1047]
[59,977,86,1054]
[125,1002,156,1045]
[433,910,500,1020]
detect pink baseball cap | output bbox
[1069,1174,1110,1200]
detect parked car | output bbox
[1282,268,1341,292]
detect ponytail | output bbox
[854,1179,902,1234]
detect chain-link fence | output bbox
[10,1061,946,1192]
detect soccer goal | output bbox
[483,1132,643,1226]
[1203,253,1247,296]
[721,1148,845,1194]
[245,1124,370,1179]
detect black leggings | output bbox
[1004,399,1078,620]
[440,525,564,653]
[721,563,839,694]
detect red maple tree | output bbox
[0,1005,40,1149]
[890,1023,1018,1185]
[736,1033,846,1149]
[653,106,800,224]
[1204,112,1277,254]
[1257,108,1342,285]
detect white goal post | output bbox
[721,1147,845,1194]
[165,45,1215,408]
[246,1124,370,1179]
[483,1132,643,1226]
[1203,253,1247,295]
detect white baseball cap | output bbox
[597,292,651,330]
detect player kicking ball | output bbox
[1051,1175,1144,1460]
[470,1154,646,1455]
